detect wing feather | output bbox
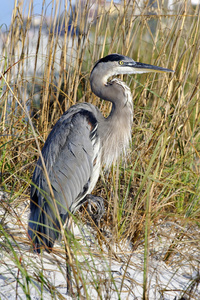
[28,104,101,251]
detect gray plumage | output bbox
[29,104,102,249]
[28,53,173,252]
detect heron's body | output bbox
[28,53,173,253]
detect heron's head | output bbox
[91,53,174,84]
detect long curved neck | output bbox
[90,69,133,168]
[91,68,125,103]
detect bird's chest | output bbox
[87,137,102,194]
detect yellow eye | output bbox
[119,61,124,65]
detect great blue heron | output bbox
[28,53,173,292]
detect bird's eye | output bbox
[119,61,124,65]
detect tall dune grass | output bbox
[0,0,200,299]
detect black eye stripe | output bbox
[98,54,125,63]
[92,54,125,71]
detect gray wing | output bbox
[28,103,100,251]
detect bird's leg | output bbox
[84,194,105,227]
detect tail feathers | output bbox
[28,203,61,253]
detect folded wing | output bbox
[28,104,100,251]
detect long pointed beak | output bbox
[127,61,174,74]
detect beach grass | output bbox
[0,0,200,299]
